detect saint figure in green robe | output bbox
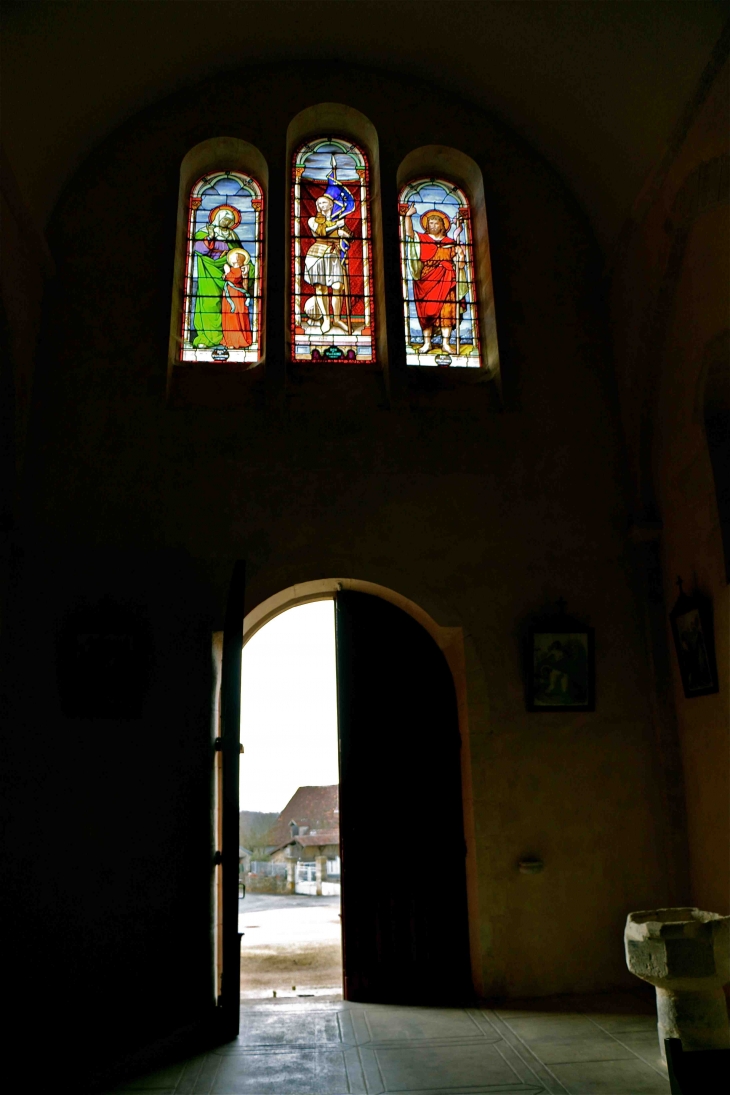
[191,206,243,348]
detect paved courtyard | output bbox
[239,893,343,999]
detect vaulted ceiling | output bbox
[2,0,728,253]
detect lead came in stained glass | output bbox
[399,179,481,368]
[181,171,264,366]
[292,138,375,363]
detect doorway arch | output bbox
[242,577,481,999]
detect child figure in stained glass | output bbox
[222,248,253,349]
[403,205,466,355]
[304,194,351,334]
[191,205,242,348]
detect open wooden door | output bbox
[335,590,472,1004]
[216,561,245,1036]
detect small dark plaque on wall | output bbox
[56,600,150,718]
[669,578,718,699]
[526,602,595,712]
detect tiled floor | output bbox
[104,991,670,1094]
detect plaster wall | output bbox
[612,58,730,916]
[6,61,679,1079]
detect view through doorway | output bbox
[239,599,343,1000]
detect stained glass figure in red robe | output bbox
[399,178,484,369]
[402,205,466,355]
[221,248,253,348]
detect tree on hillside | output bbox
[239,810,279,858]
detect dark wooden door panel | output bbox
[219,561,246,1035]
[335,591,471,1004]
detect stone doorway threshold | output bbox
[104,990,669,1093]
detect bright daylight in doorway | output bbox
[239,600,342,1000]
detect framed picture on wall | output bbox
[527,625,595,712]
[669,580,718,699]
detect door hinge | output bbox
[213,850,223,866]
[214,738,243,753]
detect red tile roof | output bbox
[295,830,340,848]
[270,829,341,856]
[262,785,339,847]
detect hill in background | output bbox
[239,810,279,856]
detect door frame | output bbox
[238,576,483,996]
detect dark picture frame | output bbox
[669,580,719,699]
[527,624,595,712]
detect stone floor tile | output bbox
[377,1089,546,1095]
[105,1061,186,1091]
[568,992,651,1012]
[356,1003,497,1046]
[231,1008,343,1047]
[613,1030,665,1072]
[176,1051,223,1094]
[525,1036,635,1064]
[500,1015,600,1042]
[363,1040,526,1090]
[209,1047,357,1094]
[105,1089,179,1094]
[586,1012,658,1035]
[548,1057,670,1093]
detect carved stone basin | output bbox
[625,907,730,1063]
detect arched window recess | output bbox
[169,138,268,381]
[291,136,375,364]
[397,147,500,382]
[287,104,384,368]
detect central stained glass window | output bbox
[181,171,264,366]
[292,138,375,363]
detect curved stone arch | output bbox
[241,574,485,995]
[693,329,730,581]
[168,137,269,383]
[286,104,386,367]
[634,153,729,525]
[397,145,501,385]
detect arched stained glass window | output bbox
[399,178,481,368]
[181,171,264,366]
[292,138,375,363]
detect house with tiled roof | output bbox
[269,826,340,865]
[261,785,339,851]
[258,786,341,894]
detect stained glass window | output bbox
[399,179,481,368]
[181,171,264,365]
[292,139,375,363]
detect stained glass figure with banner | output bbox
[181,171,264,366]
[399,179,481,368]
[292,139,375,363]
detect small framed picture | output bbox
[527,627,595,712]
[669,582,718,699]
